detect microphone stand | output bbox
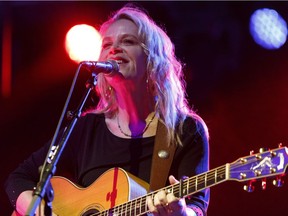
[25,72,97,216]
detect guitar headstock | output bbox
[229,144,288,191]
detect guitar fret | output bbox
[183,165,227,196]
[112,206,116,216]
[112,208,116,216]
[120,203,127,216]
[135,197,140,215]
[185,179,189,197]
[205,172,207,188]
[180,180,188,197]
[195,175,198,191]
[126,201,130,215]
[116,204,120,216]
[129,200,132,215]
[121,203,125,216]
[141,196,146,214]
[206,169,216,186]
[124,203,128,216]
[188,178,196,195]
[116,205,120,216]
[133,199,137,215]
[123,203,127,216]
[74,165,230,216]
[197,173,206,190]
[142,195,148,213]
[217,166,226,182]
[115,196,145,216]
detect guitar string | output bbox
[89,166,228,216]
[90,163,254,216]
[86,165,253,215]
[52,151,277,215]
[48,156,266,215]
[89,159,262,216]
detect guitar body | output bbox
[52,168,149,215]
[12,168,149,216]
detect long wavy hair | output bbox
[93,5,208,146]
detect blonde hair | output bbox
[93,5,208,145]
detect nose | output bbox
[109,43,123,54]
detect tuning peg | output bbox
[66,110,75,120]
[273,175,284,187]
[259,147,269,153]
[261,178,267,190]
[244,180,255,192]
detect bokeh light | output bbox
[65,24,102,63]
[250,8,287,50]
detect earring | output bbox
[105,86,112,98]
[146,75,150,93]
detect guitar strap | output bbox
[149,120,177,191]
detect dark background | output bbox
[1,1,288,215]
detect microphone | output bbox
[81,60,119,75]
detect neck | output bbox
[116,82,155,123]
[113,82,156,137]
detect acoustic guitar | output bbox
[12,146,288,215]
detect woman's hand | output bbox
[16,190,57,216]
[146,175,197,216]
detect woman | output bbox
[5,4,209,216]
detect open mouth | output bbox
[112,58,128,65]
[115,59,124,64]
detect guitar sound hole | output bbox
[82,209,99,216]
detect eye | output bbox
[102,42,112,49]
[121,38,138,46]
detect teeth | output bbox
[115,60,123,64]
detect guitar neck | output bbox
[13,146,287,216]
[97,164,228,216]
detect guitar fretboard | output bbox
[94,164,228,216]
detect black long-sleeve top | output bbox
[5,113,210,214]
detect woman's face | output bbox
[99,19,147,82]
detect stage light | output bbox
[65,24,102,63]
[250,8,287,50]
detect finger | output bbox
[156,190,172,215]
[166,193,182,212]
[146,196,158,215]
[166,192,178,203]
[168,175,179,185]
[154,190,168,206]
[167,198,187,213]
[156,204,168,215]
